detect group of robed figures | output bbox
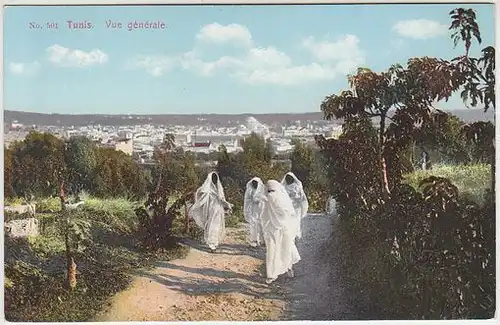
[188,171,309,284]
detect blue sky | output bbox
[3,4,495,115]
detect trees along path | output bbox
[94,213,367,321]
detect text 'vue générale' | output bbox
[28,20,168,31]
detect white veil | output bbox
[189,171,226,228]
[243,177,265,223]
[261,180,296,234]
[281,172,309,219]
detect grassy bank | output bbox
[4,197,190,322]
[404,163,491,203]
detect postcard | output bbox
[2,1,496,322]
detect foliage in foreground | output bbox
[4,198,190,322]
[337,183,494,319]
[317,7,495,319]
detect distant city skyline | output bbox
[4,4,495,115]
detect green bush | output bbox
[82,198,139,233]
[4,197,26,206]
[4,197,189,322]
[36,197,62,213]
[317,111,495,319]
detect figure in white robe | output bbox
[189,172,233,251]
[281,172,309,239]
[261,180,301,284]
[244,177,266,247]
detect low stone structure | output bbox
[5,218,40,238]
[65,201,85,210]
[4,204,36,216]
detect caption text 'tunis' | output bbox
[28,20,168,31]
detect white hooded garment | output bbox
[261,180,301,279]
[188,172,231,248]
[281,172,309,239]
[244,177,266,244]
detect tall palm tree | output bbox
[449,8,482,57]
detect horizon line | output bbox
[5,109,326,117]
[4,107,490,118]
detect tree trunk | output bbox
[379,114,391,196]
[65,234,77,290]
[184,203,190,234]
[60,181,77,290]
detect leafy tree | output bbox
[4,147,16,198]
[64,136,98,194]
[215,132,291,223]
[413,110,473,165]
[317,7,495,319]
[290,139,328,210]
[462,121,495,190]
[240,132,273,164]
[153,147,199,195]
[290,139,314,186]
[316,116,380,216]
[11,131,67,197]
[449,8,494,111]
[93,147,147,199]
[136,138,196,250]
[320,54,461,196]
[449,8,495,192]
[59,182,91,290]
[449,8,481,57]
[159,133,176,153]
[152,134,197,193]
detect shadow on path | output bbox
[282,214,371,320]
[130,232,283,302]
[180,237,265,260]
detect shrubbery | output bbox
[3,195,190,322]
[316,7,495,319]
[215,133,286,223]
[4,133,149,200]
[214,132,328,224]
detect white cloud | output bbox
[237,62,335,86]
[392,19,448,40]
[179,45,351,86]
[9,61,41,76]
[46,44,108,67]
[196,23,253,47]
[245,47,292,69]
[302,35,361,62]
[179,50,240,76]
[128,55,177,77]
[131,23,366,86]
[302,34,365,74]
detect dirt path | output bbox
[95,214,355,321]
[94,224,285,321]
[282,213,363,320]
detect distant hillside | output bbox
[4,109,494,127]
[4,110,329,127]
